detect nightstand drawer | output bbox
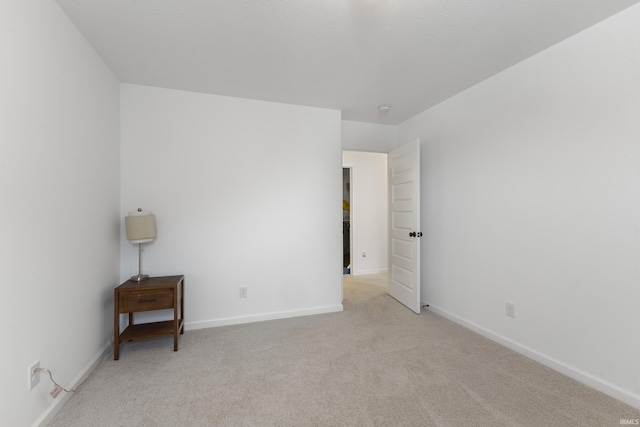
[120,289,174,312]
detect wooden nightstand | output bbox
[114,275,184,360]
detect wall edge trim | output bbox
[185,304,344,330]
[424,302,640,411]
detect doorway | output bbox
[341,151,388,277]
[343,167,351,274]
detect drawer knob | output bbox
[137,298,157,303]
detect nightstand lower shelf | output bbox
[120,319,184,342]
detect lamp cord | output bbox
[35,368,76,393]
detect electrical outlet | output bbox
[506,302,515,318]
[239,287,248,298]
[27,360,40,390]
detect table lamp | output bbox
[125,208,156,281]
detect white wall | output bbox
[342,120,397,152]
[121,84,343,329]
[0,2,120,426]
[398,4,640,408]
[342,151,388,275]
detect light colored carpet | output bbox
[49,273,639,426]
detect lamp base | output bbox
[130,274,150,282]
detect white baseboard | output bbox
[352,268,387,276]
[33,339,112,427]
[186,304,344,330]
[424,302,640,411]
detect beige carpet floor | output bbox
[49,273,639,426]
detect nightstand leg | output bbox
[180,278,185,335]
[173,282,179,351]
[114,292,120,360]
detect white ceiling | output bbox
[56,0,640,125]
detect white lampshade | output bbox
[125,210,156,243]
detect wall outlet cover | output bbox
[28,360,40,390]
[506,302,516,318]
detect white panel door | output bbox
[388,139,421,313]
